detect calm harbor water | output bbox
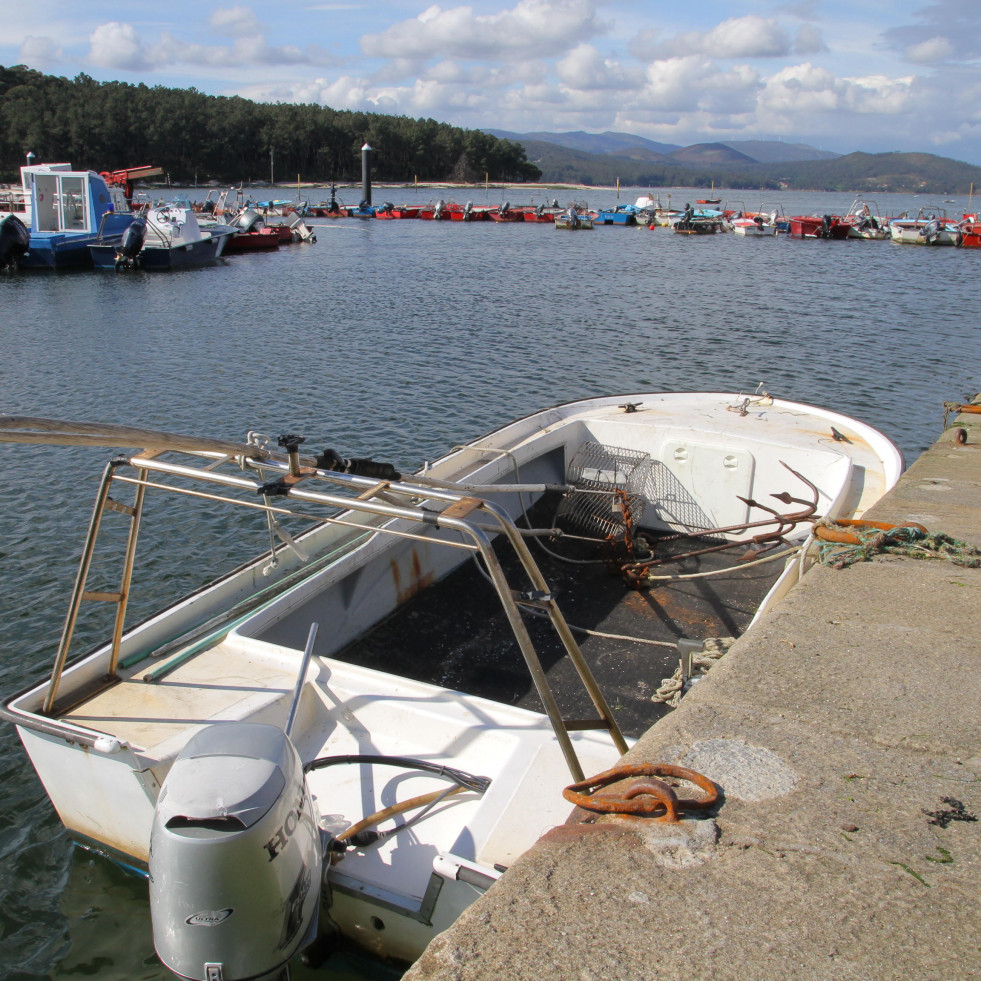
[1,185,979,979]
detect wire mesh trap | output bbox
[556,441,653,539]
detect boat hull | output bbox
[90,233,230,269]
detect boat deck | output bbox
[332,522,782,739]
[61,637,299,758]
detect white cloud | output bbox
[85,20,335,72]
[641,16,791,61]
[793,24,826,55]
[209,6,264,38]
[88,22,152,71]
[905,37,954,64]
[362,0,606,61]
[555,44,644,91]
[841,74,915,114]
[759,63,841,114]
[18,35,64,69]
[638,56,721,113]
[704,16,791,59]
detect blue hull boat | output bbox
[0,162,133,269]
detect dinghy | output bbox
[0,392,902,978]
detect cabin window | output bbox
[60,176,87,230]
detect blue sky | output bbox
[6,0,981,164]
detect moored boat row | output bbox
[0,162,318,272]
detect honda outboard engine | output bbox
[0,214,30,270]
[115,217,147,269]
[150,723,323,981]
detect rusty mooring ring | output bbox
[563,763,719,822]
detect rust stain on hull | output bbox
[391,548,435,606]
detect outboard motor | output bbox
[0,214,30,270]
[115,217,147,270]
[150,723,323,981]
[921,217,941,243]
[231,208,262,233]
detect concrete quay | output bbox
[404,404,981,981]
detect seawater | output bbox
[0,186,978,979]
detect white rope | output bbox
[639,547,801,582]
[651,637,734,707]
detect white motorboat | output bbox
[90,203,236,270]
[0,392,903,979]
[730,213,778,236]
[889,208,961,245]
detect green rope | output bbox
[818,524,981,570]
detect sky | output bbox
[5,0,981,165]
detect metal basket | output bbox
[556,442,653,539]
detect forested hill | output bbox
[0,65,541,185]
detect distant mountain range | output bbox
[481,129,981,194]
[483,130,842,165]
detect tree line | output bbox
[0,65,542,185]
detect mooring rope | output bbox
[651,637,735,707]
[816,523,981,570]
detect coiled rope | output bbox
[815,521,981,570]
[651,637,734,707]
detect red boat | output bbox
[697,198,721,205]
[419,200,452,220]
[958,215,981,247]
[223,227,281,252]
[487,203,524,222]
[373,205,421,219]
[447,203,487,221]
[521,205,557,223]
[789,214,851,239]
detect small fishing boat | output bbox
[373,204,422,219]
[957,214,981,248]
[0,393,902,978]
[594,205,639,226]
[729,213,778,237]
[889,208,961,246]
[842,199,889,240]
[447,201,487,221]
[419,199,452,220]
[788,214,851,239]
[672,203,724,234]
[486,202,524,222]
[90,204,237,270]
[521,203,558,223]
[554,204,593,229]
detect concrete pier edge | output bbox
[403,400,981,981]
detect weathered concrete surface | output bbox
[403,406,981,981]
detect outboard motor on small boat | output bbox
[921,217,942,243]
[0,214,30,270]
[230,207,262,233]
[149,723,324,981]
[115,217,147,270]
